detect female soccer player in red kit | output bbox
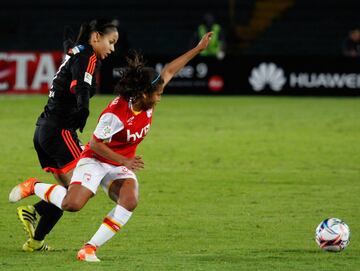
[10,31,213,262]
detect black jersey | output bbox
[37,44,100,129]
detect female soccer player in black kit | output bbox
[16,19,119,251]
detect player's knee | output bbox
[120,195,138,211]
[61,200,83,212]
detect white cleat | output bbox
[9,185,22,203]
[9,177,37,203]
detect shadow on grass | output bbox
[0,245,70,254]
[248,248,320,254]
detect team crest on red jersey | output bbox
[127,116,135,125]
[146,109,153,118]
[102,125,112,137]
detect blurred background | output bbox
[1,0,360,95]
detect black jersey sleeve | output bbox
[70,52,97,111]
[67,52,97,132]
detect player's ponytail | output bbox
[63,25,75,53]
[75,22,91,45]
[75,19,118,45]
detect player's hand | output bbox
[197,32,213,51]
[67,108,89,133]
[123,156,144,171]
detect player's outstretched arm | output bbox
[161,32,212,87]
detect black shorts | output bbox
[33,122,83,174]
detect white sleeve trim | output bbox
[94,113,124,142]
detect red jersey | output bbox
[81,96,153,166]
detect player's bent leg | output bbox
[33,202,63,242]
[61,184,93,212]
[77,178,138,262]
[31,171,71,244]
[18,201,59,252]
[12,177,63,251]
[111,178,139,211]
[11,178,64,252]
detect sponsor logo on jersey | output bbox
[84,72,93,85]
[127,124,150,142]
[249,62,286,91]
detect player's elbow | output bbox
[160,70,172,86]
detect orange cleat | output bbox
[77,244,100,262]
[9,177,38,203]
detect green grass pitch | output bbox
[0,95,359,271]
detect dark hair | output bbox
[114,51,164,101]
[75,19,118,45]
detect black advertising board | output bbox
[99,56,360,96]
